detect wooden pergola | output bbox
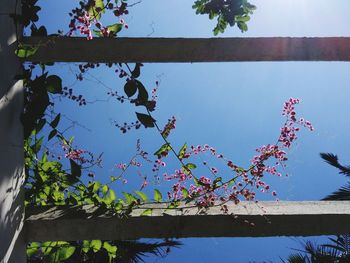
[2,1,350,261]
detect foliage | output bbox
[281,153,350,263]
[16,0,313,262]
[192,0,256,35]
[320,153,350,200]
[27,240,181,263]
[281,235,350,263]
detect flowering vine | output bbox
[16,0,313,262]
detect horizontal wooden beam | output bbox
[22,37,350,63]
[25,201,350,242]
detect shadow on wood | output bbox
[25,201,350,242]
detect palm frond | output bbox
[322,183,350,201]
[114,239,182,263]
[302,240,339,261]
[323,234,350,255]
[320,153,350,176]
[281,253,309,263]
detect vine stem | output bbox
[146,109,200,181]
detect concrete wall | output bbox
[0,0,25,262]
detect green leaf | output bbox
[235,166,246,173]
[135,191,148,202]
[90,240,102,252]
[103,242,117,262]
[178,143,188,160]
[213,177,222,187]
[228,179,236,187]
[235,15,250,22]
[35,118,46,134]
[186,163,197,170]
[41,152,48,162]
[82,240,91,253]
[154,143,171,158]
[41,161,61,173]
[183,163,197,174]
[237,21,248,32]
[104,189,116,204]
[70,160,82,178]
[182,188,189,198]
[27,242,40,257]
[93,29,103,37]
[109,175,119,182]
[135,80,149,103]
[88,0,105,19]
[123,192,136,205]
[48,129,57,141]
[132,63,142,78]
[46,75,62,94]
[124,80,137,97]
[167,200,180,209]
[31,25,48,37]
[53,190,64,201]
[102,184,109,195]
[48,245,76,263]
[50,114,60,128]
[141,208,152,216]
[15,45,38,58]
[31,136,44,154]
[136,112,155,128]
[41,241,56,255]
[107,23,123,33]
[89,181,101,193]
[154,189,162,202]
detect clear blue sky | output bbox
[35,0,350,261]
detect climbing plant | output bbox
[15,0,314,262]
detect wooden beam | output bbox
[22,37,350,63]
[25,201,350,242]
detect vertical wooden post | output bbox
[0,0,25,262]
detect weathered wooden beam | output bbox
[25,201,350,242]
[21,37,350,63]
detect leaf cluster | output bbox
[281,235,350,263]
[192,0,256,35]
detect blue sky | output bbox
[35,0,350,261]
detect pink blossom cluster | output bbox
[67,1,129,40]
[69,12,125,40]
[280,98,314,147]
[115,120,141,133]
[163,169,190,182]
[151,81,159,102]
[68,11,94,39]
[116,163,127,171]
[250,144,287,177]
[152,158,166,173]
[65,149,86,162]
[190,144,217,155]
[136,139,152,162]
[160,98,313,207]
[130,158,141,167]
[115,157,144,171]
[63,146,93,165]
